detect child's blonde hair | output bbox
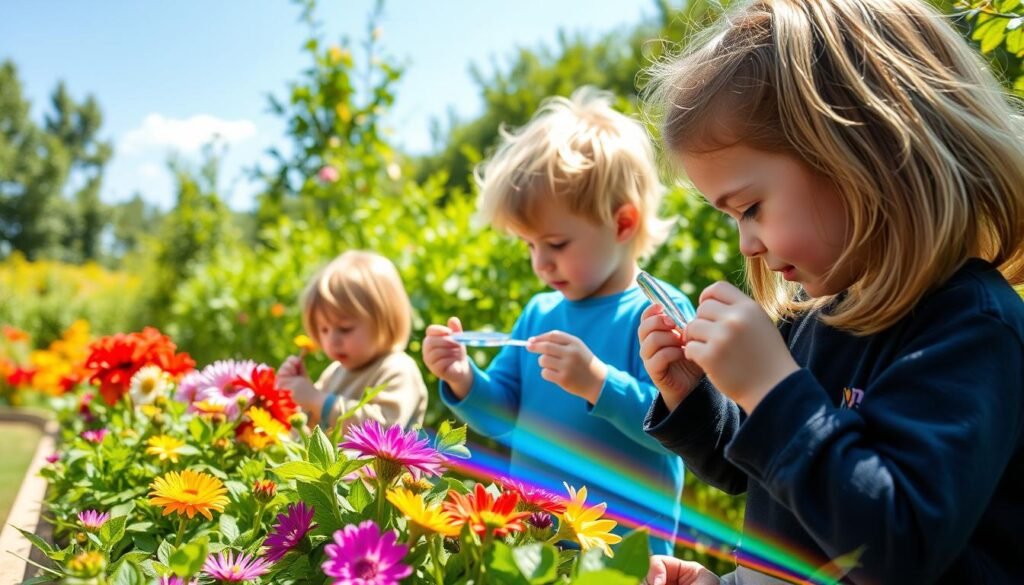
[646,0,1024,334]
[475,86,673,259]
[301,251,412,353]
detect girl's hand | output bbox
[685,281,799,413]
[526,331,606,404]
[646,556,720,585]
[423,317,474,398]
[277,373,318,407]
[278,355,307,378]
[638,304,705,411]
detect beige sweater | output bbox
[315,351,427,431]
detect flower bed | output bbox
[7,327,650,584]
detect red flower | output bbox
[501,478,567,515]
[85,328,195,405]
[233,367,297,428]
[6,366,36,387]
[444,484,530,539]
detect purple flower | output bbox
[527,512,553,529]
[81,429,108,444]
[158,577,198,585]
[322,520,411,585]
[202,550,272,582]
[45,452,60,464]
[77,509,110,532]
[340,421,445,483]
[263,502,316,562]
[176,360,263,417]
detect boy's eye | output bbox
[740,203,761,221]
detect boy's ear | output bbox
[614,203,640,242]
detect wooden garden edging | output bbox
[0,408,58,584]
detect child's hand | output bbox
[645,556,720,585]
[526,331,607,404]
[423,317,474,398]
[638,304,705,411]
[685,282,799,413]
[276,372,318,407]
[278,355,307,379]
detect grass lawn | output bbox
[0,422,42,528]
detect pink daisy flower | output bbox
[322,520,411,585]
[202,550,272,582]
[340,421,445,484]
[263,502,316,562]
[77,509,110,532]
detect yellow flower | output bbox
[140,404,162,418]
[146,435,186,463]
[149,469,229,520]
[239,406,287,450]
[293,334,318,353]
[559,484,621,557]
[387,487,460,537]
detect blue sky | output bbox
[1,1,661,211]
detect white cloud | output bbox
[121,113,257,155]
[137,161,163,179]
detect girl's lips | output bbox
[780,266,796,281]
[550,281,568,289]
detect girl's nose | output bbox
[738,225,766,258]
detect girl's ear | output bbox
[613,203,640,242]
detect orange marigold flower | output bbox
[148,469,229,521]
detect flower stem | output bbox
[173,515,189,548]
[376,478,388,528]
[429,534,446,585]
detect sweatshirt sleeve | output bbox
[590,364,688,455]
[332,354,427,431]
[439,303,534,439]
[725,313,1024,584]
[644,377,748,495]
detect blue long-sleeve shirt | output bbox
[441,282,693,555]
[645,259,1024,584]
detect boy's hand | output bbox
[645,556,720,585]
[685,281,798,414]
[638,303,705,411]
[423,317,474,398]
[527,331,607,404]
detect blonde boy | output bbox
[423,87,691,554]
[279,251,427,431]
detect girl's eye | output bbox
[740,203,761,221]
[549,241,568,250]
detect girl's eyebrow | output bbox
[711,184,752,210]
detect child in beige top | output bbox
[278,251,427,430]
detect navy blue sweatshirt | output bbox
[645,259,1024,584]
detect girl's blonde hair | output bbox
[475,86,673,259]
[646,0,1024,334]
[301,251,412,353]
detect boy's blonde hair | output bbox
[475,86,673,259]
[301,251,412,353]
[646,0,1024,334]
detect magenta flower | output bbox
[45,453,60,464]
[318,165,340,183]
[81,429,108,444]
[176,360,262,417]
[322,520,411,585]
[527,511,553,529]
[158,577,198,585]
[340,421,445,483]
[202,550,272,582]
[77,509,110,532]
[263,502,316,562]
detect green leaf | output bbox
[100,515,128,548]
[132,533,158,553]
[219,514,240,544]
[272,460,324,481]
[575,547,608,575]
[110,560,148,585]
[308,425,337,468]
[108,551,151,580]
[571,569,640,585]
[512,543,559,584]
[606,531,650,581]
[169,539,209,577]
[297,481,344,535]
[157,539,174,566]
[346,476,373,514]
[485,541,530,585]
[15,526,55,555]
